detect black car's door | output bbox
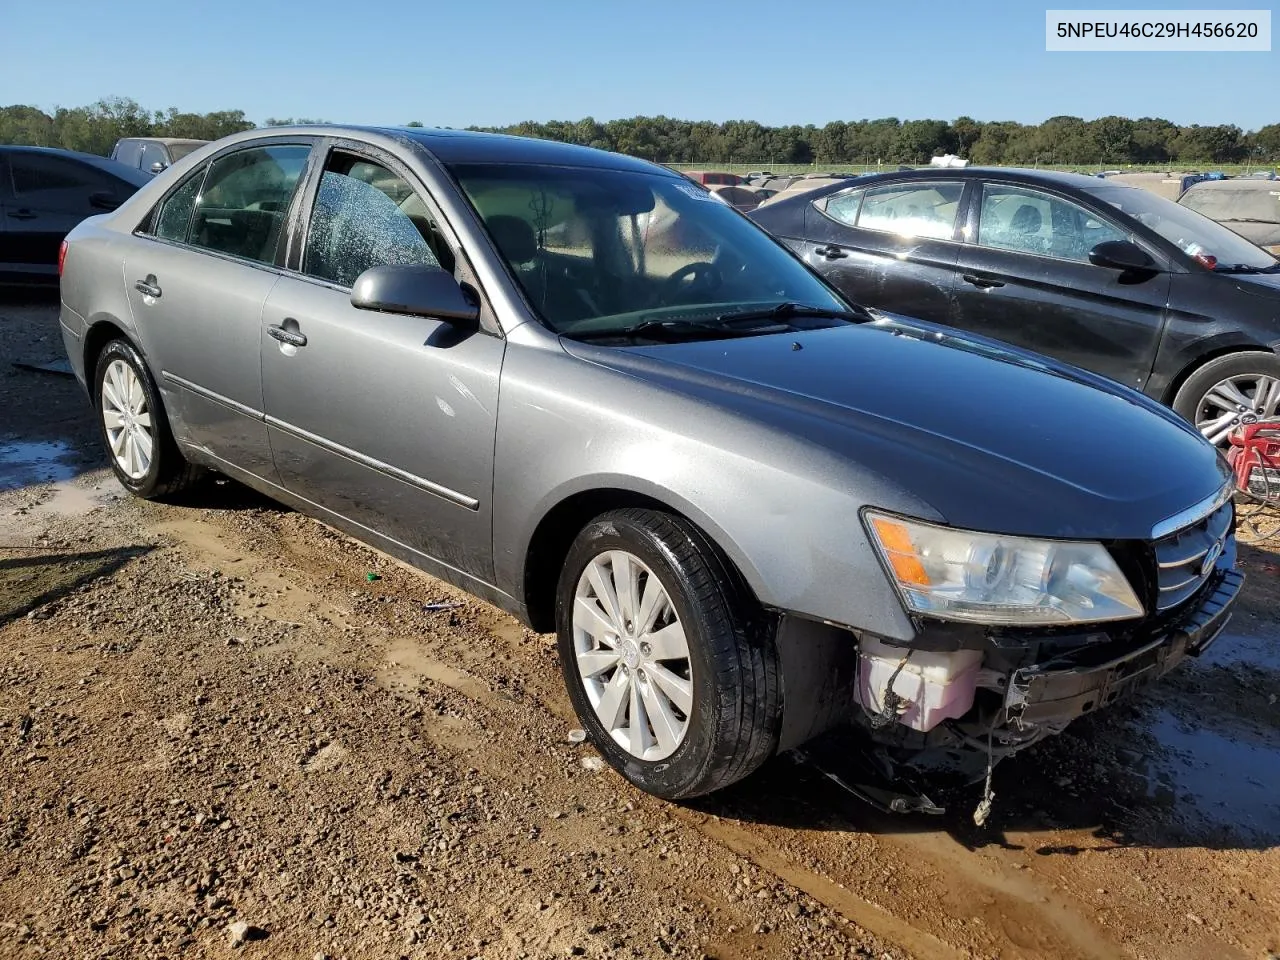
[949,180,1171,392]
[0,154,12,275]
[797,179,969,322]
[0,150,133,281]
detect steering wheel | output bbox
[656,261,722,306]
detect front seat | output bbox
[485,214,550,312]
[1008,204,1046,253]
[485,214,538,267]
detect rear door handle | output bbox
[134,275,162,298]
[962,274,1005,289]
[7,209,37,221]
[813,245,848,260]
[267,324,308,348]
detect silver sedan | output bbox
[58,126,1240,807]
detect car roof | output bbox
[235,124,675,176]
[762,165,1128,208]
[0,144,152,187]
[117,137,209,146]
[849,166,1107,188]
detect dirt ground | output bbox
[1,291,1278,960]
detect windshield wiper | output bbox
[567,317,784,343]
[567,302,872,344]
[714,301,874,325]
[1214,263,1280,274]
[1218,218,1280,224]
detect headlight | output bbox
[865,511,1144,625]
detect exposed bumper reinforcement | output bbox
[1004,568,1243,728]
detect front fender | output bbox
[491,344,927,642]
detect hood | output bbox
[1227,265,1280,304]
[564,315,1231,541]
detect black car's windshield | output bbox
[1085,183,1278,271]
[447,163,850,338]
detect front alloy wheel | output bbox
[1173,351,1280,448]
[572,550,693,761]
[556,508,782,800]
[1194,372,1280,445]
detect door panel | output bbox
[119,142,312,477]
[950,183,1170,391]
[261,276,503,579]
[800,181,966,322]
[4,152,129,277]
[123,241,281,477]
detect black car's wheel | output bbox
[93,339,199,499]
[555,508,781,800]
[1173,351,1280,446]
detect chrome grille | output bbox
[1152,501,1232,612]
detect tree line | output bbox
[2,97,1277,167]
[475,115,1280,167]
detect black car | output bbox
[750,167,1280,445]
[0,146,150,285]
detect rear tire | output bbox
[555,508,781,799]
[1173,351,1280,446]
[93,339,200,500]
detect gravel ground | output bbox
[2,291,1278,960]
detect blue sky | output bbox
[1,0,1275,129]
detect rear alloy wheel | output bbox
[94,339,200,499]
[556,508,781,800]
[101,358,154,482]
[1174,351,1280,446]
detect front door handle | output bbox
[7,209,37,221]
[813,245,848,260]
[267,324,308,348]
[134,275,162,298]
[962,274,1005,289]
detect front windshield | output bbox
[447,163,847,336]
[1085,183,1278,270]
[1180,185,1280,225]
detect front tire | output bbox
[93,339,199,499]
[1173,351,1280,446]
[555,508,781,799]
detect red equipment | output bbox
[1228,421,1280,500]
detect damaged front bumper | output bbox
[805,555,1245,817]
[1005,566,1241,729]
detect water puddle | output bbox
[1140,707,1280,841]
[0,439,79,491]
[1200,629,1280,673]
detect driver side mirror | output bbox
[351,263,480,325]
[149,161,168,174]
[1089,239,1157,273]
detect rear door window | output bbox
[188,144,309,265]
[816,188,866,226]
[152,167,206,242]
[8,152,123,213]
[855,181,964,240]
